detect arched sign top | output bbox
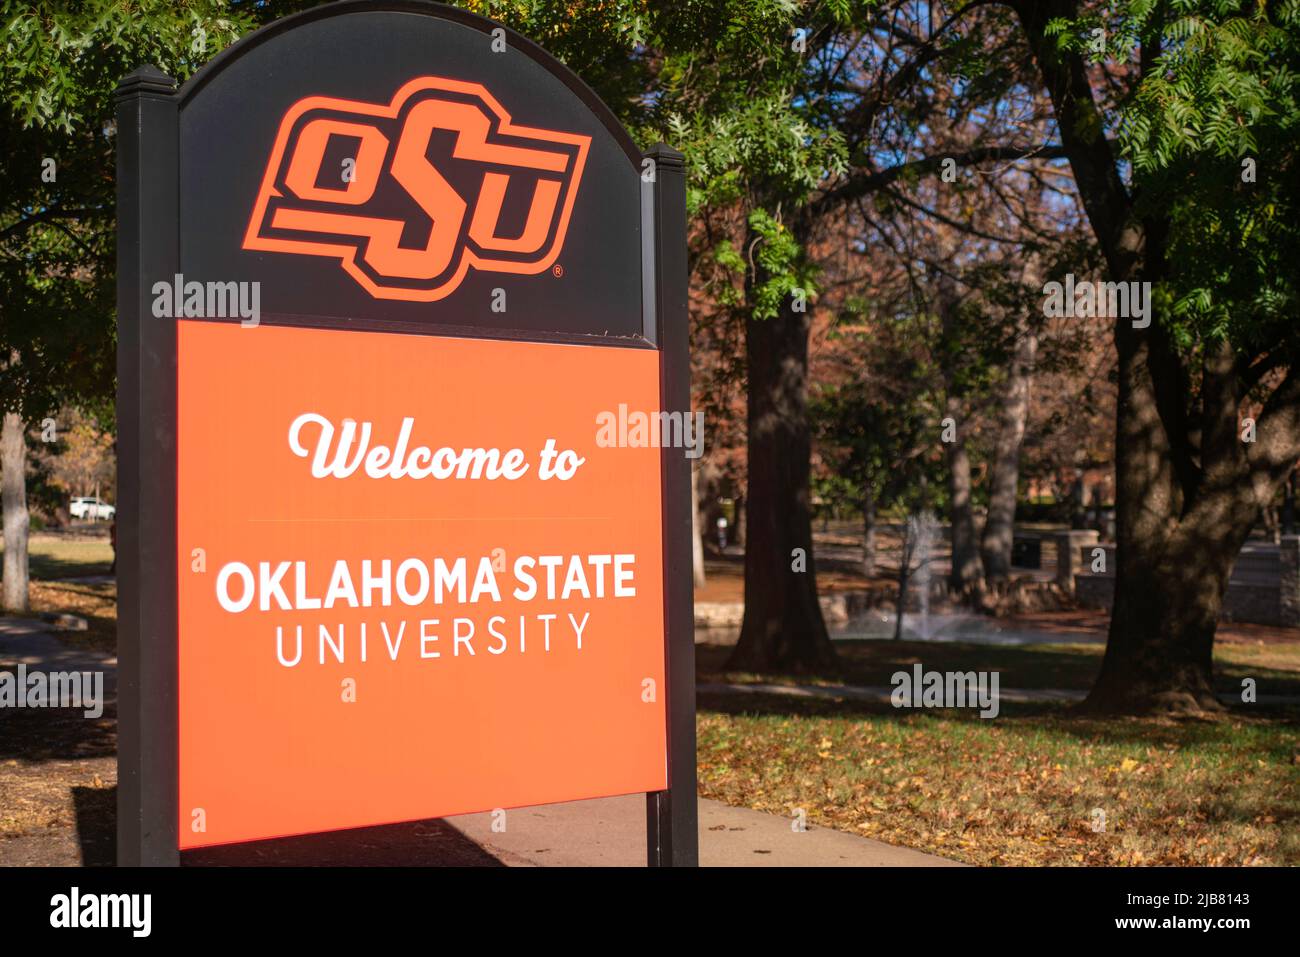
[175,0,645,169]
[161,0,654,339]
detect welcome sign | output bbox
[116,1,695,865]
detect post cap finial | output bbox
[116,65,177,101]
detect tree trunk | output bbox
[1074,260,1300,713]
[981,322,1038,581]
[943,394,983,594]
[936,279,983,594]
[2,412,30,612]
[728,287,835,672]
[1084,405,1262,715]
[1086,531,1239,714]
[1080,240,1226,712]
[690,465,706,588]
[1016,4,1205,709]
[861,485,877,578]
[1083,330,1270,713]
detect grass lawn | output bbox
[697,697,1300,866]
[697,636,1300,865]
[0,533,113,580]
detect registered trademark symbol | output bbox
[553,264,564,278]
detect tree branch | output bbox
[0,206,100,244]
[812,143,1070,217]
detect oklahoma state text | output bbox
[213,553,637,667]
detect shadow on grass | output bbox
[73,785,117,867]
[697,638,1300,698]
[26,557,113,580]
[698,684,1300,753]
[1214,660,1300,696]
[697,639,1104,689]
[697,686,1066,722]
[0,699,116,763]
[1,531,114,581]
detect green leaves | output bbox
[1125,11,1284,173]
[1073,0,1300,352]
[748,208,819,320]
[0,0,260,415]
[1,1,251,132]
[672,93,847,217]
[632,2,857,322]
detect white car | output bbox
[70,497,116,520]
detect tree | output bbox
[803,0,1300,711]
[641,5,859,672]
[36,406,115,501]
[1007,0,1300,712]
[975,257,1045,583]
[494,1,1070,668]
[690,465,707,587]
[732,208,839,670]
[934,276,988,593]
[1,407,26,609]
[814,327,943,580]
[0,1,257,609]
[800,1,1074,604]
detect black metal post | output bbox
[115,65,181,867]
[645,144,698,867]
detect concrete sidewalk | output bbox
[444,793,960,866]
[0,618,117,695]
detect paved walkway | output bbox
[444,794,959,866]
[0,618,116,686]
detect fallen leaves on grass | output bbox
[696,706,1300,867]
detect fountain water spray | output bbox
[894,510,938,640]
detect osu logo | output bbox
[244,77,590,301]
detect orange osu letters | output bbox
[244,77,590,301]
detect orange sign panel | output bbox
[176,322,666,848]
